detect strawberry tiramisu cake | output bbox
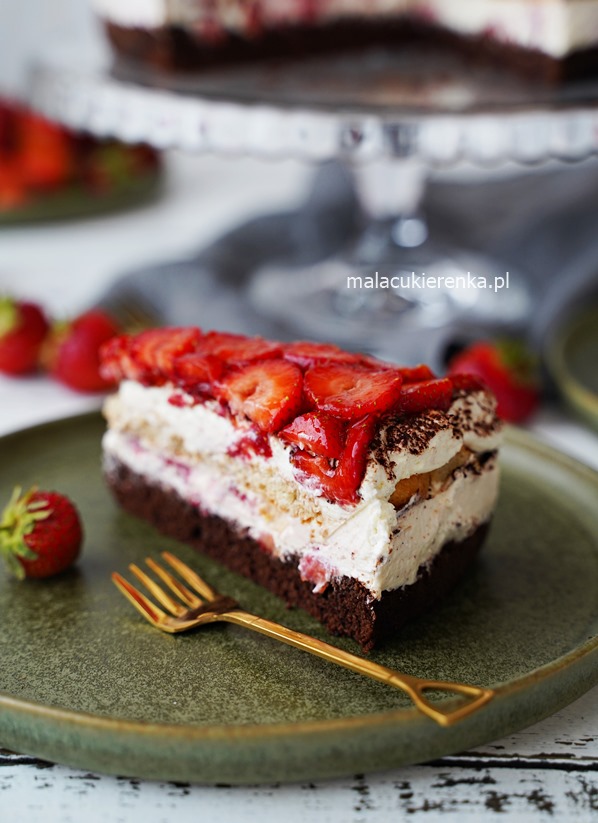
[100,328,502,649]
[94,0,598,81]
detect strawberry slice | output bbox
[291,450,335,493]
[333,415,378,504]
[216,359,303,433]
[132,327,203,381]
[291,415,376,505]
[284,340,362,369]
[196,331,282,364]
[359,360,436,382]
[397,364,435,383]
[279,411,346,459]
[304,363,403,420]
[99,334,141,382]
[397,378,453,415]
[450,372,487,395]
[173,353,223,390]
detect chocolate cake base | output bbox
[106,459,490,651]
[104,18,598,84]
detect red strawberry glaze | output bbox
[279,411,346,459]
[396,378,453,415]
[196,331,282,364]
[291,415,377,506]
[216,359,303,434]
[283,340,360,369]
[304,362,403,420]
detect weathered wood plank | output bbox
[1,757,597,822]
[2,687,597,821]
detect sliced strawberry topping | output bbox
[397,364,435,383]
[397,378,453,415]
[284,340,362,369]
[304,363,403,420]
[279,411,346,459]
[291,450,335,492]
[358,360,436,382]
[449,372,487,395]
[173,353,223,391]
[99,334,141,382]
[196,331,282,364]
[333,415,378,504]
[216,359,303,433]
[133,327,203,382]
[291,414,376,505]
[98,325,463,496]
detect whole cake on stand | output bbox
[94,0,598,81]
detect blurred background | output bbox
[2,0,598,463]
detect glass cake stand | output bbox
[28,40,598,365]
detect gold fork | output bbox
[112,552,494,727]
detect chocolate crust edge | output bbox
[102,19,598,83]
[106,459,490,651]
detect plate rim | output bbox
[547,306,598,425]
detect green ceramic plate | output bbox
[0,415,597,784]
[547,305,598,432]
[0,171,162,226]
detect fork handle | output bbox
[219,610,493,727]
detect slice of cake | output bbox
[100,328,502,649]
[94,0,598,82]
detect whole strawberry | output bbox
[448,339,540,423]
[45,309,120,392]
[0,486,83,579]
[0,297,49,375]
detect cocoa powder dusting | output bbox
[371,410,451,478]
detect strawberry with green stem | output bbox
[0,297,49,375]
[45,309,120,393]
[0,486,83,579]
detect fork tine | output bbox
[129,563,190,617]
[111,572,167,625]
[145,558,203,609]
[161,551,220,601]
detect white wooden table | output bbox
[1,152,597,822]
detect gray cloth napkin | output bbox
[97,162,360,339]
[97,158,598,367]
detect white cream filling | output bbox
[102,380,501,598]
[103,428,498,597]
[93,0,598,58]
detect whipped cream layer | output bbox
[94,0,598,58]
[103,381,501,598]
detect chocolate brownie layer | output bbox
[104,19,598,83]
[106,458,490,650]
